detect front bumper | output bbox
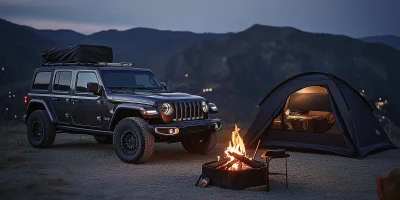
[148,118,222,138]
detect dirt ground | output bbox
[1,129,399,200]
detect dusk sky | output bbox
[0,0,399,37]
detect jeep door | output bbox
[70,70,108,128]
[50,70,73,124]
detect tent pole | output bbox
[252,139,261,160]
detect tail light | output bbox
[24,96,29,105]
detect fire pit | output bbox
[198,125,267,190]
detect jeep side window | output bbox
[76,72,98,93]
[53,71,72,92]
[32,71,52,90]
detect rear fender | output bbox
[26,99,57,123]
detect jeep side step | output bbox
[56,125,113,136]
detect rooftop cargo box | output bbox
[42,44,113,63]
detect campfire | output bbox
[213,125,262,170]
[199,125,267,190]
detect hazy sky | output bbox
[0,0,399,37]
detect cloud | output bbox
[8,18,131,34]
[0,0,399,37]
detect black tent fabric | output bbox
[42,44,113,63]
[243,72,395,158]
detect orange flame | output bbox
[224,124,246,170]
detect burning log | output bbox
[227,152,265,168]
[198,124,268,190]
[205,157,230,168]
[217,159,238,170]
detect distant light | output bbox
[5,108,8,111]
[209,88,213,92]
[379,97,382,101]
[382,116,386,119]
[385,100,388,103]
[9,91,11,94]
[9,95,11,98]
[14,115,17,118]
[206,88,210,92]
[12,95,15,97]
[203,89,206,92]
[185,74,188,78]
[1,67,4,71]
[361,90,365,93]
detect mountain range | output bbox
[360,35,400,51]
[0,18,399,124]
[165,25,400,123]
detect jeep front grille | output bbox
[172,101,205,121]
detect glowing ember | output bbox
[232,163,239,169]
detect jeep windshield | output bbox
[101,70,164,91]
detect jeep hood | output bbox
[107,92,206,106]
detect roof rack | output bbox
[42,62,135,67]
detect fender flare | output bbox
[27,99,57,123]
[108,104,148,130]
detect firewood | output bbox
[217,159,237,170]
[199,177,210,187]
[227,152,265,168]
[205,157,230,168]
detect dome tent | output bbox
[244,72,395,158]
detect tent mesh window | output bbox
[269,86,341,134]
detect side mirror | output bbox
[87,82,101,96]
[208,103,219,114]
[160,82,168,90]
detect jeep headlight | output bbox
[161,103,173,115]
[201,101,209,113]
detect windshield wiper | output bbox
[110,87,165,93]
[150,89,167,93]
[110,87,136,93]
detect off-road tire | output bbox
[27,110,56,148]
[181,131,217,154]
[93,136,113,144]
[113,117,155,164]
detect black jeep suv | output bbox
[23,45,221,164]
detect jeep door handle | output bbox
[51,97,60,102]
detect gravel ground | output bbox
[0,130,399,200]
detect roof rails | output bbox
[42,62,135,67]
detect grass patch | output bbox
[0,156,26,166]
[0,123,25,134]
[47,178,71,187]
[0,123,30,147]
[0,187,16,199]
[26,178,74,197]
[16,133,30,147]
[26,178,71,190]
